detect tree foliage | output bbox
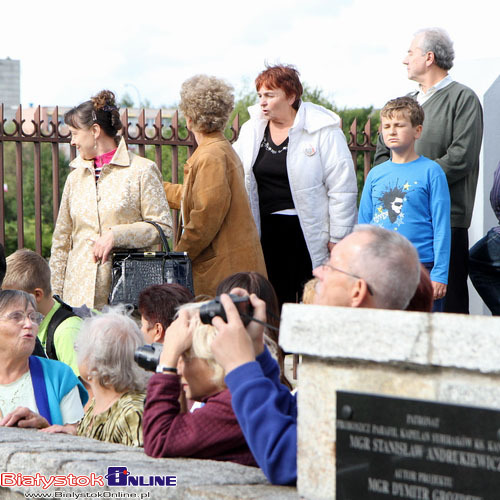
[2,142,70,257]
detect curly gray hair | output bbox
[179,75,234,134]
[76,308,148,392]
[415,28,454,71]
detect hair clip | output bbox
[102,105,117,112]
[91,110,97,122]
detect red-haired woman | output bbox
[234,64,358,307]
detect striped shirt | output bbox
[93,149,116,182]
[78,391,145,447]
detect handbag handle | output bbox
[144,220,171,252]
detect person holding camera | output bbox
[142,305,256,466]
[210,226,421,485]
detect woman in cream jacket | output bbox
[50,90,172,309]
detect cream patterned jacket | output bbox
[49,138,172,309]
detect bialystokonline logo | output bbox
[0,466,177,490]
[105,467,176,487]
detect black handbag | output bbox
[109,220,194,308]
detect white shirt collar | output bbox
[416,75,453,104]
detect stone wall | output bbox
[0,427,298,499]
[279,304,500,500]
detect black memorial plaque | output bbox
[336,391,500,500]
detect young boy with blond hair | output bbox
[2,249,81,374]
[358,97,451,310]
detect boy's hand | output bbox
[432,281,447,300]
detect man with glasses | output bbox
[211,225,421,485]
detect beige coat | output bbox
[50,138,172,309]
[164,132,266,297]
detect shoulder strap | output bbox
[29,356,52,425]
[46,296,77,361]
[144,220,171,252]
[32,337,48,358]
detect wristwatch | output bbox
[156,365,178,374]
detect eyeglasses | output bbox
[319,263,374,296]
[0,310,43,325]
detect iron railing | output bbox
[0,104,375,255]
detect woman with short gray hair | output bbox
[44,308,148,446]
[0,290,87,430]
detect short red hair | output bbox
[255,64,303,110]
[405,264,433,312]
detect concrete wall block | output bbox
[281,305,500,374]
[430,313,500,372]
[296,358,500,499]
[297,361,438,500]
[0,428,297,499]
[280,305,431,366]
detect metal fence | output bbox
[0,104,376,255]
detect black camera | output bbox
[134,295,254,372]
[134,342,163,372]
[199,294,253,326]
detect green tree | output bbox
[119,92,135,108]
[2,141,70,257]
[228,83,258,138]
[143,116,190,185]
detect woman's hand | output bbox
[39,423,78,435]
[0,407,49,429]
[159,309,192,368]
[93,230,114,263]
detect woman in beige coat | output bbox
[164,76,266,297]
[50,90,172,309]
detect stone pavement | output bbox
[0,427,298,499]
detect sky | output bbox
[2,0,499,111]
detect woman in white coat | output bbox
[233,65,358,306]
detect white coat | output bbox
[233,101,358,268]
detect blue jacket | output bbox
[225,347,297,485]
[29,356,88,425]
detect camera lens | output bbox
[134,342,163,372]
[199,298,226,325]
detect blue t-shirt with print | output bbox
[358,156,451,284]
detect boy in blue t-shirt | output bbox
[358,97,451,310]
